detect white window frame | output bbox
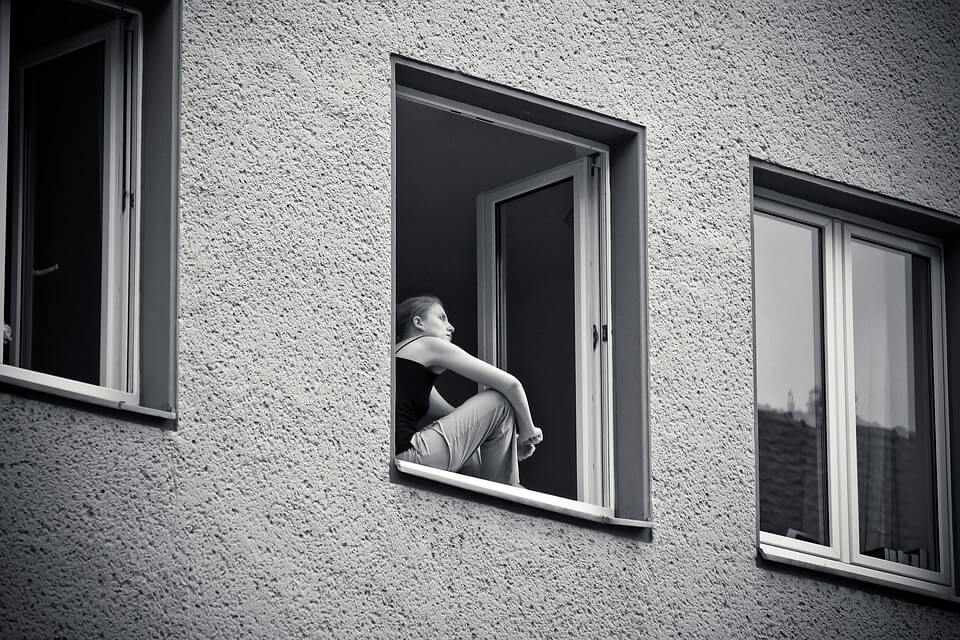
[754,194,954,599]
[476,157,608,506]
[0,0,152,414]
[393,86,649,527]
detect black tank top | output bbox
[395,336,439,454]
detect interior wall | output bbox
[395,98,577,404]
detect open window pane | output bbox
[3,1,132,393]
[754,213,829,545]
[497,178,577,500]
[851,240,939,571]
[16,42,105,384]
[0,0,178,416]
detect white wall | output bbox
[2,0,959,636]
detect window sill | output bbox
[759,542,957,601]
[0,365,176,420]
[394,459,653,528]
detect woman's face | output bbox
[416,304,455,341]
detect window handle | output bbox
[33,263,59,277]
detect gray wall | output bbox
[2,0,960,637]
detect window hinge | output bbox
[590,152,601,176]
[123,190,135,212]
[601,324,609,342]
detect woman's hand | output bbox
[518,441,536,462]
[518,425,542,447]
[516,426,543,461]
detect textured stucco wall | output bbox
[3,0,960,637]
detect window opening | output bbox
[395,87,615,511]
[393,58,649,526]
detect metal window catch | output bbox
[592,324,609,349]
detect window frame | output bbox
[754,201,845,563]
[476,156,609,506]
[753,191,955,598]
[840,222,951,586]
[0,0,178,420]
[391,56,650,528]
[5,17,138,397]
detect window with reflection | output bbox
[753,199,950,590]
[755,213,829,546]
[851,240,939,572]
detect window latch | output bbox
[592,324,609,350]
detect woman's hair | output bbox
[396,295,443,339]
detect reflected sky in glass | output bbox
[851,240,914,431]
[754,214,821,414]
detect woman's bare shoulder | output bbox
[419,336,464,355]
[405,336,470,363]
[395,335,458,354]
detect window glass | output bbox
[497,178,577,499]
[755,213,829,545]
[851,239,939,571]
[3,0,131,391]
[17,41,105,384]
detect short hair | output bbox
[396,295,443,340]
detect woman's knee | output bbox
[475,389,514,418]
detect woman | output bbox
[394,295,543,486]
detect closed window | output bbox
[754,192,953,596]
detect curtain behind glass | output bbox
[852,241,939,571]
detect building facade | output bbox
[2,0,960,637]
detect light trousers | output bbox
[396,390,520,486]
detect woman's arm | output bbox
[419,338,541,442]
[425,387,456,421]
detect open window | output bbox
[477,157,607,504]
[0,0,179,418]
[7,17,134,391]
[392,58,649,527]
